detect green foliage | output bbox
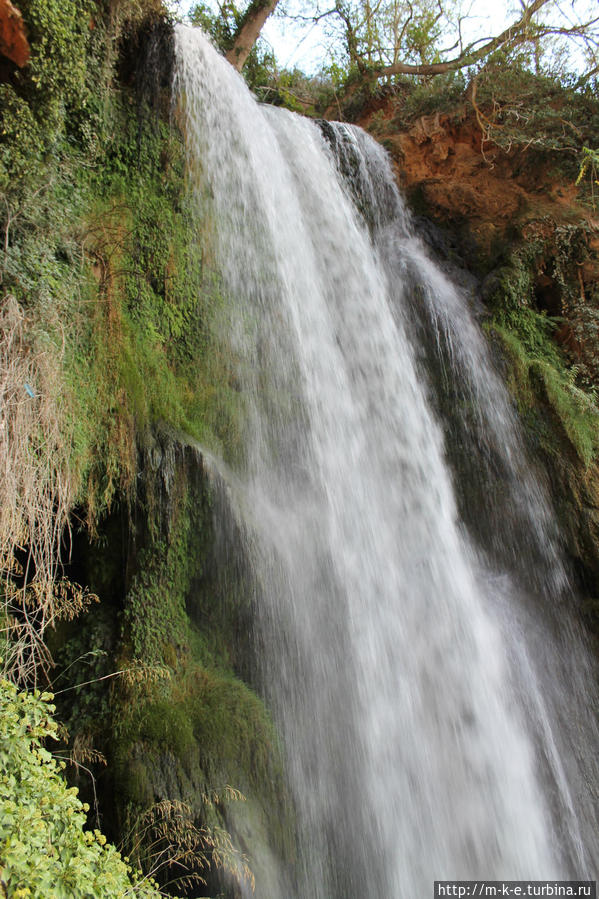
[1,0,239,515]
[0,0,98,189]
[490,268,563,367]
[110,651,291,892]
[124,462,210,663]
[393,70,468,123]
[400,4,444,66]
[576,146,599,208]
[110,613,290,891]
[118,663,282,795]
[488,228,599,469]
[384,52,599,187]
[535,360,599,468]
[313,0,461,76]
[0,678,163,898]
[51,612,117,740]
[190,1,276,91]
[125,537,191,663]
[0,4,285,895]
[2,91,244,528]
[255,68,321,114]
[90,100,245,462]
[190,0,240,52]
[494,325,599,468]
[468,58,599,188]
[104,448,292,890]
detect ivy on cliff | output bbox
[0,0,244,682]
[0,0,99,190]
[486,222,599,469]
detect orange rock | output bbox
[0,0,29,68]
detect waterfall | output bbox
[174,26,599,897]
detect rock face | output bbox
[394,111,527,231]
[361,105,597,260]
[0,0,29,67]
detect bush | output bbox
[0,677,164,897]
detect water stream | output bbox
[174,26,599,897]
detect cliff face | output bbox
[359,96,599,628]
[0,8,290,895]
[360,101,599,269]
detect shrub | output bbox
[0,677,164,897]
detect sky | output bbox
[264,2,519,72]
[169,0,517,72]
[169,0,597,76]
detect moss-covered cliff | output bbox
[0,3,292,895]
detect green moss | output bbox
[491,324,535,405]
[1,6,290,896]
[123,444,211,662]
[109,651,292,894]
[187,668,279,787]
[534,361,599,468]
[492,324,599,468]
[485,218,599,469]
[136,699,196,758]
[118,665,282,792]
[2,30,244,526]
[115,673,291,874]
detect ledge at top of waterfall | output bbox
[173,25,599,898]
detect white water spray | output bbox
[174,26,599,897]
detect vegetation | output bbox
[194,0,599,89]
[190,1,277,90]
[0,677,163,897]
[0,1,284,895]
[577,146,599,207]
[0,0,244,685]
[484,217,599,471]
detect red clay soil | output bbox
[0,0,29,67]
[358,103,599,264]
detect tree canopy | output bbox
[191,0,599,86]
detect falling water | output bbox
[174,27,599,897]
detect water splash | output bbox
[174,26,599,897]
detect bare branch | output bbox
[373,0,553,78]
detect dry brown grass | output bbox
[129,796,255,895]
[0,293,84,685]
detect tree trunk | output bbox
[226,0,281,71]
[225,0,550,80]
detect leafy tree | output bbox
[196,0,599,89]
[190,0,277,85]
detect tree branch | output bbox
[374,0,552,78]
